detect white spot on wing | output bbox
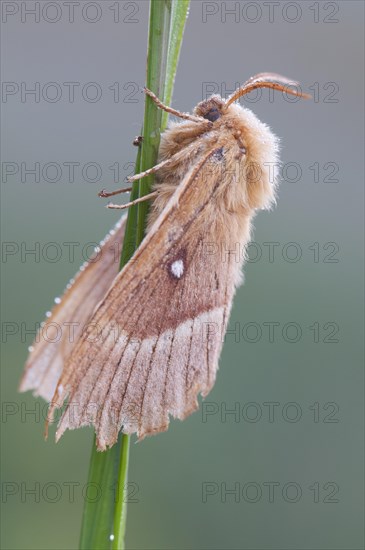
[170,259,184,279]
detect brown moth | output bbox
[20,73,310,450]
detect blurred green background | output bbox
[1,1,364,549]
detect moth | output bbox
[20,73,310,450]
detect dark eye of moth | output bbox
[204,107,221,122]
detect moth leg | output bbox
[144,87,211,125]
[127,142,199,183]
[127,157,175,183]
[98,186,132,198]
[101,146,192,197]
[107,191,158,210]
[98,159,175,199]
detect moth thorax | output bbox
[194,95,224,122]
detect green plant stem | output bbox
[137,0,190,244]
[79,437,122,549]
[111,434,130,550]
[136,1,172,244]
[79,1,190,549]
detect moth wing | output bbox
[51,148,241,449]
[19,217,127,402]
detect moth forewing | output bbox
[47,150,235,449]
[19,217,127,402]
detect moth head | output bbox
[194,95,225,122]
[192,75,310,211]
[195,73,310,125]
